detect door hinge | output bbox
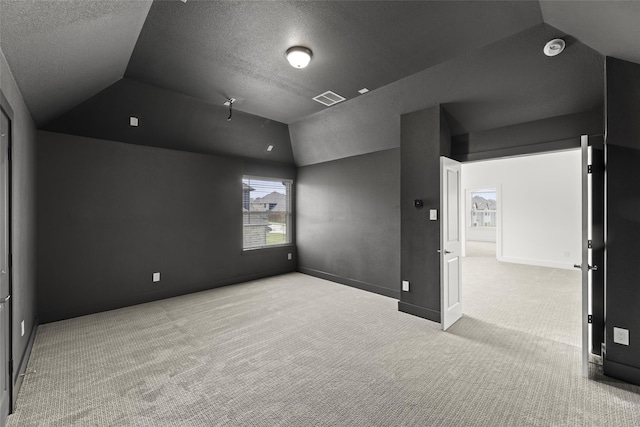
[588,165,592,174]
[588,314,593,324]
[588,240,593,249]
[8,359,13,375]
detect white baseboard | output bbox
[497,255,577,270]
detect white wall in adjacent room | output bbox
[462,149,581,269]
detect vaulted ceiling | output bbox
[1,1,639,166]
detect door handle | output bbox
[573,264,598,271]
[0,295,10,304]
[437,249,451,254]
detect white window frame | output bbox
[242,175,293,250]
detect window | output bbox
[470,189,496,228]
[242,176,292,249]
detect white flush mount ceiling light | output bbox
[543,38,566,57]
[286,46,312,69]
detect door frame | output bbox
[579,134,605,376]
[451,142,593,377]
[0,92,14,424]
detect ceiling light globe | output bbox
[286,46,312,69]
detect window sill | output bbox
[242,243,295,256]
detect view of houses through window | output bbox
[242,177,292,249]
[470,189,497,228]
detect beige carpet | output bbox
[7,270,640,426]
[463,241,581,348]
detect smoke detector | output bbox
[543,38,565,57]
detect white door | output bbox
[440,156,462,330]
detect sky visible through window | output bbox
[243,178,286,199]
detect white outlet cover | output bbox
[130,116,139,127]
[402,280,410,292]
[287,253,292,260]
[613,327,630,346]
[153,272,161,282]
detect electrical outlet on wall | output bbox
[613,327,630,346]
[402,280,410,292]
[153,272,161,283]
[288,253,292,261]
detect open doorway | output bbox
[458,150,582,348]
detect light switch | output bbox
[429,209,438,220]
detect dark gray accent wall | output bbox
[451,108,604,162]
[296,149,400,298]
[399,106,449,321]
[37,131,295,323]
[44,78,294,165]
[603,57,640,385]
[1,49,38,405]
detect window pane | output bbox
[243,177,292,249]
[470,190,496,228]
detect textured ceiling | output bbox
[0,0,152,127]
[1,0,639,164]
[540,0,640,66]
[290,23,604,166]
[125,0,542,124]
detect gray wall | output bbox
[0,50,38,401]
[603,57,640,385]
[452,109,604,162]
[37,131,296,323]
[296,149,400,298]
[399,106,449,321]
[44,78,294,164]
[295,103,601,325]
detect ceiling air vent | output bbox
[312,90,346,107]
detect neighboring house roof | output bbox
[253,191,287,212]
[472,196,497,210]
